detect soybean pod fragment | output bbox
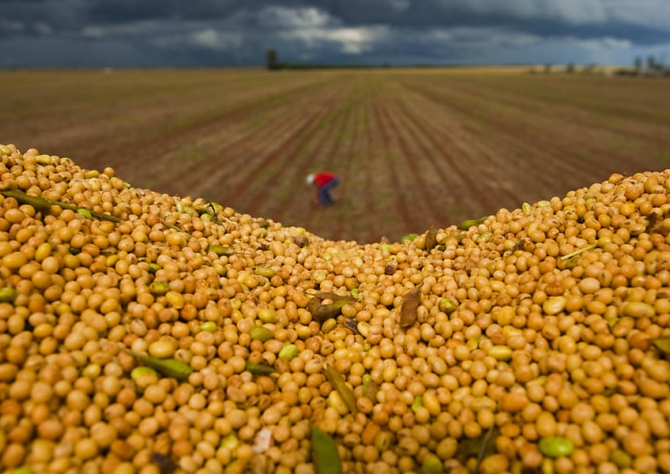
[652,337,670,356]
[311,425,343,474]
[399,283,423,328]
[125,350,192,381]
[457,216,487,230]
[307,292,357,323]
[324,363,357,414]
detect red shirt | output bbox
[314,172,336,187]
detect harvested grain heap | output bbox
[1,144,670,474]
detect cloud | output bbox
[190,29,243,50]
[1,0,670,67]
[258,6,333,28]
[0,19,25,33]
[281,25,389,54]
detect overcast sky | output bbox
[1,0,670,68]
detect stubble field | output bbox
[2,67,670,244]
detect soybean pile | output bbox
[1,144,670,474]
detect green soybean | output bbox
[421,455,443,474]
[149,281,169,296]
[538,437,574,458]
[278,344,299,361]
[0,287,17,303]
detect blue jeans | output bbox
[319,178,339,206]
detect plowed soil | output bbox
[2,68,670,243]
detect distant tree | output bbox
[266,49,280,70]
[634,56,643,75]
[544,63,552,74]
[566,63,575,74]
[647,55,657,71]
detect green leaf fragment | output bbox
[206,244,233,256]
[245,361,275,376]
[125,350,192,381]
[457,216,487,231]
[311,425,343,474]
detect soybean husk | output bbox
[343,318,359,334]
[311,425,343,474]
[307,292,357,323]
[399,283,423,328]
[125,350,193,381]
[324,363,358,414]
[294,235,310,247]
[457,425,500,469]
[652,337,670,355]
[196,202,224,225]
[149,452,178,474]
[245,361,275,376]
[424,226,438,252]
[457,216,487,230]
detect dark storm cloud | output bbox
[1,0,669,67]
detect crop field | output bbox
[2,67,670,243]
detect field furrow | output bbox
[166,85,333,199]
[256,82,356,234]
[391,83,543,214]
[213,86,346,217]
[289,82,362,240]
[375,86,453,228]
[394,79,659,205]
[370,95,420,234]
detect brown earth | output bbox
[2,68,669,244]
